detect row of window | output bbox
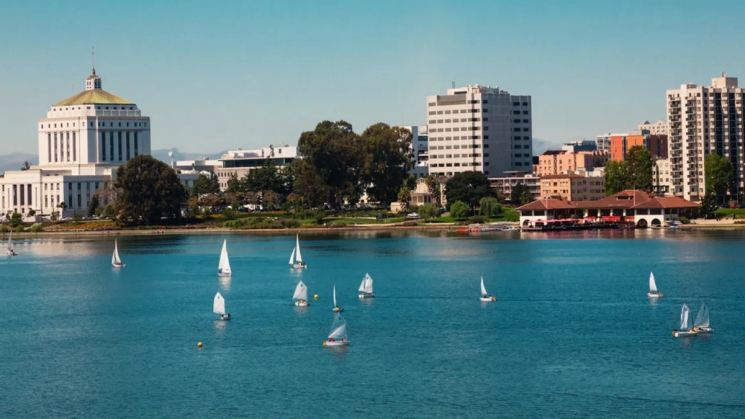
[428,118,484,124]
[430,144,485,150]
[430,153,485,159]
[429,135,486,141]
[514,145,531,149]
[513,128,530,132]
[513,153,532,158]
[100,132,139,162]
[48,132,77,163]
[512,119,530,123]
[428,109,481,115]
[430,162,485,167]
[512,110,530,115]
[431,127,484,133]
[55,105,136,111]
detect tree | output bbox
[445,171,494,213]
[262,190,281,210]
[191,173,220,196]
[50,211,59,221]
[625,146,654,191]
[705,153,735,205]
[603,160,627,196]
[10,213,22,227]
[297,120,362,210]
[359,124,413,206]
[293,160,328,209]
[57,202,67,210]
[20,161,31,171]
[699,192,718,218]
[479,197,503,217]
[114,155,189,225]
[27,209,36,217]
[510,183,531,205]
[424,175,440,206]
[419,203,439,221]
[87,195,100,217]
[397,186,411,213]
[450,201,469,220]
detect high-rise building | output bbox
[426,85,532,177]
[398,125,429,178]
[667,74,745,201]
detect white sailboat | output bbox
[673,303,697,337]
[480,276,496,302]
[293,280,309,306]
[647,272,663,298]
[288,235,307,269]
[6,231,17,256]
[111,239,125,268]
[358,273,375,299]
[693,301,713,334]
[332,285,343,312]
[323,313,349,347]
[213,292,231,321]
[217,239,232,277]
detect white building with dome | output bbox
[0,67,151,219]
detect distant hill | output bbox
[0,152,36,174]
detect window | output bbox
[513,102,519,106]
[134,132,139,156]
[513,119,521,123]
[514,128,521,132]
[118,132,123,161]
[126,132,131,160]
[522,102,528,106]
[523,119,529,123]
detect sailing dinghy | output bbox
[111,239,125,268]
[358,273,375,299]
[213,292,231,321]
[673,303,697,337]
[480,276,496,302]
[693,301,713,334]
[217,240,232,277]
[323,313,349,347]
[647,272,663,298]
[332,285,343,312]
[6,231,17,256]
[288,235,307,269]
[294,280,309,306]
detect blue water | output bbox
[1,230,744,417]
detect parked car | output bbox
[406,212,419,219]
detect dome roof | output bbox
[54,89,132,106]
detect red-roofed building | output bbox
[517,190,698,229]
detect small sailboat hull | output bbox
[358,293,375,299]
[332,307,344,313]
[217,272,231,277]
[220,315,232,321]
[647,292,663,298]
[295,301,309,307]
[292,263,307,269]
[480,296,496,302]
[112,263,126,268]
[324,340,349,347]
[673,329,697,338]
[694,327,713,334]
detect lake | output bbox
[1,229,744,417]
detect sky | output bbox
[1,0,745,156]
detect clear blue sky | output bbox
[1,0,745,155]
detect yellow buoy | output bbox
[197,342,203,348]
[314,294,319,300]
[323,341,327,347]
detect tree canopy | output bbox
[704,153,735,204]
[603,160,627,196]
[510,183,533,205]
[445,171,494,212]
[114,155,189,225]
[450,201,469,220]
[359,123,413,206]
[604,147,654,195]
[191,173,220,196]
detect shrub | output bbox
[470,215,487,224]
[450,201,469,220]
[10,213,22,227]
[418,203,439,221]
[0,225,9,233]
[72,214,83,224]
[313,208,326,224]
[30,224,44,233]
[221,208,237,221]
[678,216,690,224]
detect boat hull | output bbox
[112,263,125,268]
[480,296,496,302]
[332,307,344,313]
[358,293,375,299]
[217,272,231,277]
[647,292,663,298]
[6,251,17,256]
[291,264,307,269]
[673,329,697,338]
[324,340,349,347]
[220,315,231,321]
[295,301,309,307]
[694,327,713,334]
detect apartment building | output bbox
[609,130,668,162]
[398,125,429,178]
[653,158,672,196]
[539,174,605,201]
[638,120,669,136]
[534,150,608,176]
[667,74,745,201]
[215,146,298,191]
[426,85,532,177]
[561,140,597,153]
[489,172,541,202]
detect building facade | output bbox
[561,140,597,153]
[539,174,605,201]
[638,120,669,136]
[0,68,151,218]
[215,146,298,191]
[399,125,429,178]
[609,130,668,162]
[426,85,532,177]
[534,150,608,176]
[489,172,541,202]
[653,158,672,196]
[667,74,745,201]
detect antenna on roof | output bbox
[91,45,95,73]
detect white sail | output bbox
[218,240,231,275]
[649,272,658,293]
[680,304,691,330]
[480,276,488,295]
[7,231,13,251]
[294,235,303,263]
[112,240,122,266]
[328,314,348,340]
[213,292,226,315]
[358,273,373,294]
[293,280,308,301]
[288,246,296,265]
[333,285,337,307]
[694,302,710,328]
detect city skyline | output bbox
[1,0,745,156]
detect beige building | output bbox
[534,150,608,176]
[427,85,532,177]
[540,174,605,201]
[653,158,673,196]
[667,74,745,201]
[638,120,669,136]
[215,146,298,191]
[489,172,541,202]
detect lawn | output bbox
[715,208,745,218]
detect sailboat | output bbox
[111,239,125,268]
[358,273,375,299]
[673,303,697,337]
[647,272,663,298]
[217,239,232,277]
[332,285,343,312]
[293,280,309,306]
[213,292,231,321]
[288,235,307,269]
[323,313,349,347]
[6,231,17,256]
[693,301,713,334]
[480,276,496,302]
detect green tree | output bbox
[625,146,654,191]
[450,201,469,220]
[87,195,100,217]
[510,183,532,205]
[262,190,281,210]
[191,173,220,196]
[221,208,237,221]
[293,160,328,209]
[359,124,413,206]
[50,211,59,222]
[424,175,440,206]
[397,186,411,213]
[418,203,439,221]
[27,209,36,217]
[479,197,503,217]
[704,153,735,205]
[114,155,189,225]
[10,213,22,227]
[20,161,31,171]
[445,171,494,213]
[603,160,627,196]
[297,120,362,209]
[72,213,83,224]
[699,192,718,218]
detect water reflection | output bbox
[213,319,227,334]
[648,297,659,306]
[219,277,231,292]
[327,345,349,358]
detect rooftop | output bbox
[518,190,698,211]
[54,89,133,107]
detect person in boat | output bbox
[221,313,231,320]
[342,338,347,343]
[329,338,335,343]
